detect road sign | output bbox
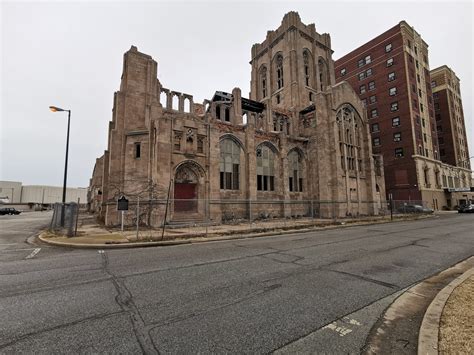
[117,196,129,211]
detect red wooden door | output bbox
[174,183,197,212]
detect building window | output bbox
[359,85,366,94]
[368,81,375,90]
[358,72,366,80]
[340,68,346,76]
[220,138,240,190]
[415,60,419,69]
[422,118,425,127]
[390,102,399,112]
[395,148,404,157]
[369,95,377,104]
[386,58,394,67]
[260,66,267,98]
[414,46,418,55]
[371,123,380,133]
[361,98,367,106]
[257,145,275,191]
[134,142,141,159]
[392,117,400,126]
[365,55,372,64]
[358,58,365,67]
[416,115,420,124]
[431,80,437,88]
[276,94,281,104]
[385,43,393,52]
[418,89,422,97]
[276,54,284,89]
[224,107,230,122]
[215,105,221,120]
[420,103,424,112]
[393,132,401,142]
[370,108,378,118]
[373,137,380,146]
[389,87,397,96]
[303,50,310,86]
[197,136,205,154]
[288,150,303,192]
[388,72,395,81]
[423,133,427,142]
[366,68,373,77]
[417,74,420,83]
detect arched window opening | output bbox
[276,54,284,89]
[160,91,168,108]
[260,66,267,99]
[303,50,310,86]
[184,98,191,113]
[337,105,362,173]
[288,150,303,192]
[220,139,240,190]
[256,145,275,191]
[172,95,179,110]
[318,58,328,91]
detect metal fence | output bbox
[49,202,79,237]
[99,198,435,241]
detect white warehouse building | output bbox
[0,181,87,205]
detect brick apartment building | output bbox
[335,21,472,209]
[431,66,471,170]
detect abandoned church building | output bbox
[89,12,386,226]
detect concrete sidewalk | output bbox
[38,213,433,249]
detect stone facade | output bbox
[89,12,386,226]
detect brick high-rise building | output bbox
[335,21,472,209]
[431,66,471,170]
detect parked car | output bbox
[0,207,21,215]
[458,204,474,213]
[397,204,434,214]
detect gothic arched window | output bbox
[220,138,240,190]
[288,150,303,192]
[256,145,275,191]
[336,105,363,173]
[303,50,310,87]
[260,66,267,99]
[318,58,328,91]
[276,54,284,90]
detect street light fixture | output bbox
[50,105,71,227]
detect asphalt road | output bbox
[0,212,473,354]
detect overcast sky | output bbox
[1,0,472,188]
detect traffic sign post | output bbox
[117,196,129,231]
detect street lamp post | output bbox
[50,106,71,227]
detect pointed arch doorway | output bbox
[174,165,198,213]
[172,161,206,220]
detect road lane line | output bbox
[25,248,41,259]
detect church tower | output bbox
[249,11,336,115]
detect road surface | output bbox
[0,212,473,353]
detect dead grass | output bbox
[439,274,474,354]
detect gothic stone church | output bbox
[89,12,386,226]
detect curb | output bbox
[417,267,474,355]
[38,214,433,249]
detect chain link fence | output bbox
[95,198,435,241]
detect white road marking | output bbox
[323,322,352,337]
[323,317,362,337]
[25,248,41,259]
